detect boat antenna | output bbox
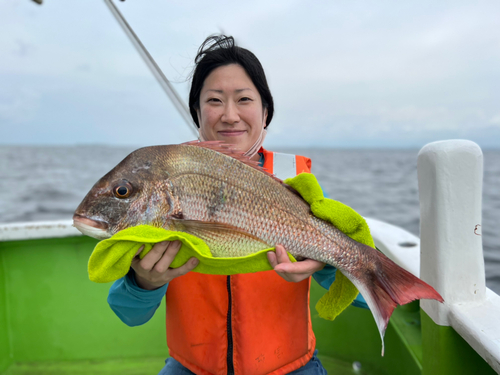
[103,0,198,137]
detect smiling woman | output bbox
[106,35,331,375]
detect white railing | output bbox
[365,217,421,278]
[418,140,500,373]
[0,220,81,241]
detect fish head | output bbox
[73,147,173,239]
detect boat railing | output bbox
[0,220,80,242]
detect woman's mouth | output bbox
[218,130,247,137]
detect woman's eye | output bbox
[240,97,252,102]
[208,98,221,103]
[114,184,132,199]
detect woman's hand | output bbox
[131,240,199,290]
[267,244,325,283]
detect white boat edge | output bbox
[0,219,81,241]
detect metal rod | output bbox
[103,0,198,137]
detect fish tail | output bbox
[347,246,443,356]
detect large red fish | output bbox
[73,141,443,353]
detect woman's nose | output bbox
[221,102,240,124]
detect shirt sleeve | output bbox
[312,266,369,309]
[107,269,168,326]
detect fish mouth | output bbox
[73,214,111,240]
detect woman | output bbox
[108,35,334,375]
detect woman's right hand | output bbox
[131,240,199,290]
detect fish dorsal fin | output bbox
[283,183,303,198]
[182,140,282,183]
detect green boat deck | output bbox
[0,235,495,374]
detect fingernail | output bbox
[191,258,199,266]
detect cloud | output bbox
[490,115,500,126]
[76,63,91,73]
[0,87,40,124]
[13,39,35,57]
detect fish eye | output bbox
[113,182,132,199]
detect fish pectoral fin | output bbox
[171,218,271,256]
[172,218,263,241]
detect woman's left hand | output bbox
[267,245,325,283]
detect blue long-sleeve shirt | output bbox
[108,269,167,326]
[311,266,369,309]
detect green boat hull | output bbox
[0,236,495,374]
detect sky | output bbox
[1,0,500,149]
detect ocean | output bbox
[1,145,499,294]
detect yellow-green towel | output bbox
[88,227,293,283]
[88,172,375,321]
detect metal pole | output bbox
[103,0,198,137]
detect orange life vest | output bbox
[166,148,314,375]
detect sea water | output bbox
[1,145,498,294]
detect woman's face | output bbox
[198,64,267,158]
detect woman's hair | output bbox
[189,35,274,128]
